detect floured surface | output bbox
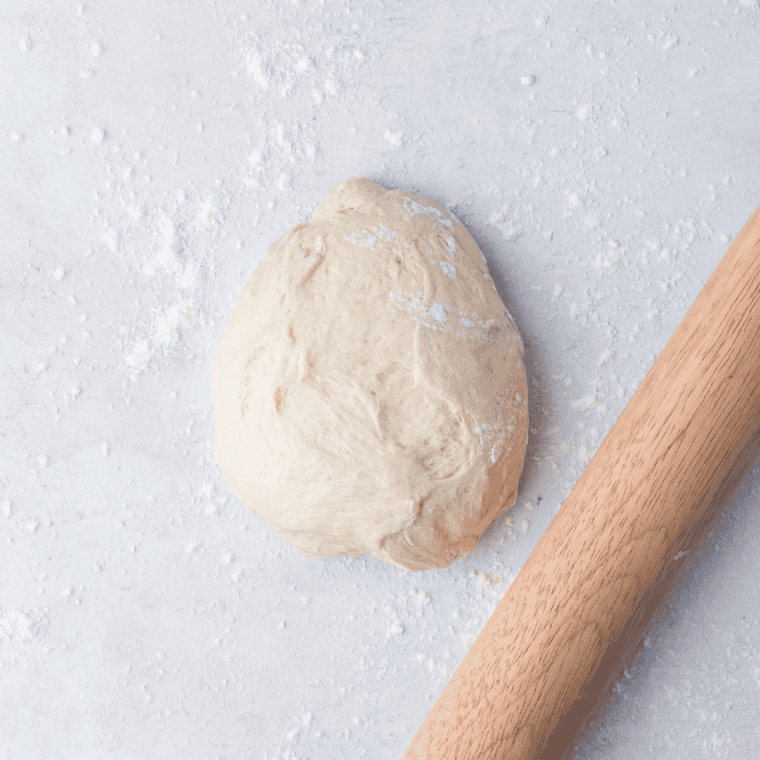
[2,1,760,758]
[211,178,527,570]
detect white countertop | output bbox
[2,1,760,758]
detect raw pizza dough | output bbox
[211,178,528,571]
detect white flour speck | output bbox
[247,56,270,89]
[384,130,403,148]
[430,303,448,322]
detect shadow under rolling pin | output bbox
[403,204,760,760]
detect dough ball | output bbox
[211,178,528,571]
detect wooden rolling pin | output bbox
[403,204,760,760]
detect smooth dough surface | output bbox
[211,178,528,571]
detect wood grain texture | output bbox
[403,204,760,760]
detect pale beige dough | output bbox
[210,178,528,571]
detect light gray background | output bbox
[2,1,760,758]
